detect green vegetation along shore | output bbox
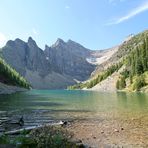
[0,57,30,89]
[0,125,84,148]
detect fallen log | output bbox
[4,121,67,135]
[0,119,11,124]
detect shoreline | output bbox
[0,89,148,147]
[66,118,148,147]
[2,118,148,147]
[0,82,29,95]
[1,114,148,147]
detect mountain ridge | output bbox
[69,30,148,92]
[1,30,147,91]
[0,37,97,89]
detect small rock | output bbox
[101,130,104,134]
[68,135,72,139]
[93,136,96,139]
[121,127,124,130]
[78,139,82,143]
[114,129,119,132]
[70,139,82,144]
[76,143,85,148]
[60,120,68,127]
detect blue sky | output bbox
[0,0,148,50]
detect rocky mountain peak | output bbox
[67,39,85,48]
[56,38,65,43]
[5,40,15,47]
[67,39,80,47]
[67,39,76,44]
[52,38,65,47]
[5,38,26,48]
[15,38,24,43]
[27,37,37,47]
[28,36,34,42]
[45,44,50,50]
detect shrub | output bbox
[116,76,126,90]
[132,75,146,91]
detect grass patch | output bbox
[0,126,83,148]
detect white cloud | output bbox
[107,1,148,25]
[0,32,7,47]
[32,28,38,36]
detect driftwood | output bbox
[0,119,11,124]
[9,116,24,126]
[0,117,10,124]
[5,121,67,135]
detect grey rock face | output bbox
[44,39,95,81]
[26,37,50,77]
[1,37,96,89]
[2,37,50,77]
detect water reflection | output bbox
[117,92,128,108]
[0,90,148,120]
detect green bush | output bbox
[132,75,146,91]
[0,126,80,148]
[116,76,126,90]
[0,135,10,144]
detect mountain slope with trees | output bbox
[116,31,148,91]
[0,57,30,94]
[68,30,148,92]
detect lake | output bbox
[0,90,148,122]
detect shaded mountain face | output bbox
[44,39,95,81]
[2,37,50,77]
[1,37,96,89]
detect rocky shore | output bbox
[67,118,148,148]
[0,82,28,95]
[1,114,148,147]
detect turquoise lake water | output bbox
[0,90,148,121]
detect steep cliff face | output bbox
[1,37,96,89]
[2,37,50,77]
[44,39,95,81]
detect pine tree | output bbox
[135,59,143,75]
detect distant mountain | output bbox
[1,37,98,89]
[44,38,95,81]
[3,31,144,91]
[69,30,148,92]
[2,37,50,77]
